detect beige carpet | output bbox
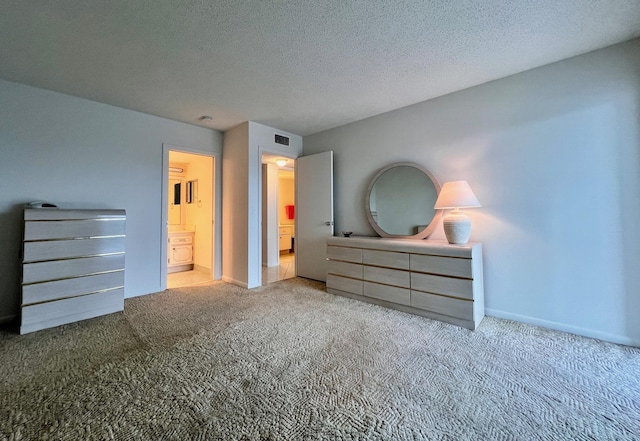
[1,278,638,440]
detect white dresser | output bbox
[21,208,126,334]
[326,236,484,330]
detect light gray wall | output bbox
[222,121,302,288]
[304,39,640,346]
[0,79,222,321]
[222,123,250,287]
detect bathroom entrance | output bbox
[261,154,296,285]
[165,150,214,288]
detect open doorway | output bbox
[261,154,296,285]
[165,150,214,288]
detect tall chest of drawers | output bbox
[326,236,484,330]
[21,208,126,334]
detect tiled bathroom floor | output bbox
[167,269,212,289]
[168,253,295,289]
[262,253,296,285]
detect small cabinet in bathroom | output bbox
[168,230,194,273]
[279,225,294,252]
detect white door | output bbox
[296,151,333,281]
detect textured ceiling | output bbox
[1,0,639,136]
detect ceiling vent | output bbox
[275,134,290,146]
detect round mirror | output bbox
[366,162,442,239]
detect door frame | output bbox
[258,147,297,284]
[160,143,222,290]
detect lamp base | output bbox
[443,211,472,244]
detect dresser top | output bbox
[24,208,126,221]
[327,236,480,258]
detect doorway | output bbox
[164,149,215,289]
[261,154,296,285]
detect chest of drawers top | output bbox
[327,236,481,275]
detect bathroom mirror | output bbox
[366,162,442,239]
[186,179,198,204]
[173,182,181,205]
[168,178,183,225]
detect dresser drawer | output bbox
[410,254,472,278]
[362,249,409,270]
[21,288,124,326]
[411,290,473,320]
[22,271,124,305]
[23,254,126,285]
[363,266,410,288]
[169,235,193,245]
[364,281,410,306]
[327,245,362,263]
[327,274,363,295]
[327,260,362,279]
[20,289,124,334]
[25,219,125,241]
[23,236,126,263]
[411,273,473,300]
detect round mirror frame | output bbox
[365,162,443,239]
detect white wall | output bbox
[0,79,222,321]
[223,121,302,288]
[222,123,250,286]
[304,39,640,346]
[262,163,279,267]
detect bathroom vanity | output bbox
[168,229,194,273]
[279,225,295,252]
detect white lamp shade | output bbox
[434,180,481,209]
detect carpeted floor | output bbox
[1,278,639,440]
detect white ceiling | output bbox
[1,1,639,136]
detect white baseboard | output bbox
[221,276,248,288]
[485,308,639,347]
[125,291,150,299]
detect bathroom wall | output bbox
[278,173,295,226]
[169,151,214,273]
[262,163,279,267]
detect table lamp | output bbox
[434,180,481,244]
